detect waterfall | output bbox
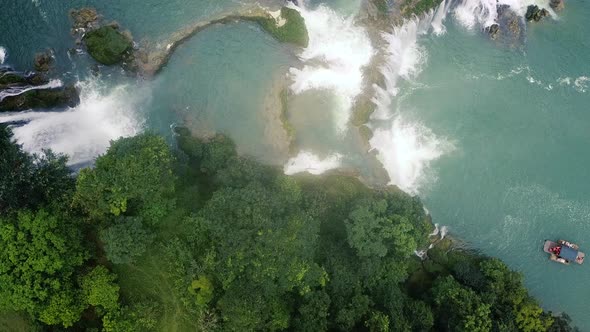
[0,77,147,165]
[369,8,454,195]
[289,3,374,133]
[0,47,6,64]
[284,150,343,175]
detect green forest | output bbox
[0,124,576,331]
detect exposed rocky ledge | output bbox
[0,67,79,112]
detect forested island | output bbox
[0,125,576,331]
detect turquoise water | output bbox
[414,3,590,327]
[2,0,590,328]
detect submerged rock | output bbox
[33,50,54,72]
[487,5,525,48]
[550,0,565,11]
[83,26,133,65]
[486,24,500,40]
[70,7,99,30]
[1,66,79,112]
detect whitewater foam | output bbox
[0,78,147,165]
[284,150,342,175]
[370,116,453,195]
[372,17,429,120]
[368,14,454,195]
[289,4,373,132]
[0,79,63,102]
[0,47,6,64]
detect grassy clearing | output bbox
[114,246,196,332]
[0,312,37,332]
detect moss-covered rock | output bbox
[400,0,443,18]
[83,26,133,65]
[250,7,309,47]
[0,70,48,89]
[0,85,79,112]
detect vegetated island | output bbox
[0,124,576,331]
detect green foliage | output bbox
[293,290,330,332]
[405,300,434,331]
[250,7,309,47]
[365,310,390,332]
[100,217,154,264]
[84,26,132,65]
[80,266,120,313]
[74,133,175,224]
[188,276,214,307]
[346,199,417,258]
[0,210,87,327]
[432,276,492,332]
[0,132,575,331]
[515,300,553,332]
[175,127,237,174]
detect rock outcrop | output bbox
[0,85,79,112]
[525,5,549,22]
[83,26,133,65]
[0,67,79,112]
[70,8,134,67]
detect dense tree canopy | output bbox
[74,133,175,224]
[0,129,576,331]
[0,209,87,327]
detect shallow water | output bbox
[2,0,590,328]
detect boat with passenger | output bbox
[543,239,585,265]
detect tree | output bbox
[100,217,154,264]
[0,125,73,213]
[515,300,553,332]
[365,311,390,332]
[404,300,434,332]
[432,276,492,332]
[345,198,417,258]
[74,134,175,224]
[0,210,88,327]
[293,290,330,332]
[80,266,120,313]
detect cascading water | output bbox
[369,6,454,195]
[289,3,373,133]
[0,77,148,165]
[284,150,343,175]
[0,47,6,64]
